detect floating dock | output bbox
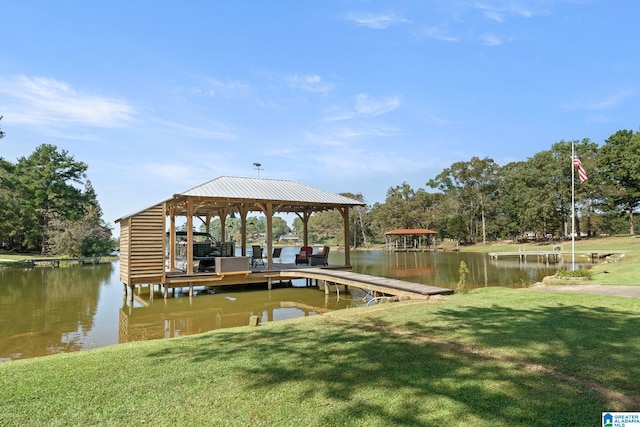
[22,257,104,268]
[488,250,628,263]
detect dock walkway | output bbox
[280,268,454,299]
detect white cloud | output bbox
[334,126,399,139]
[425,112,457,125]
[479,32,504,46]
[417,26,460,42]
[474,1,540,22]
[343,13,410,29]
[0,75,135,128]
[561,89,634,111]
[287,74,333,93]
[204,78,250,97]
[324,93,401,122]
[354,93,400,117]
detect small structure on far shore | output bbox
[385,229,437,252]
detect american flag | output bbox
[573,152,588,183]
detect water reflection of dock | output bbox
[118,288,355,343]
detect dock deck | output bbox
[136,263,453,301]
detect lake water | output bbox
[0,248,578,362]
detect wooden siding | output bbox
[119,203,166,285]
[119,218,130,284]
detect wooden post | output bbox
[186,201,194,276]
[263,203,274,270]
[238,204,248,256]
[295,210,312,247]
[338,207,351,266]
[169,210,176,271]
[256,201,281,270]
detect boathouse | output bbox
[115,176,365,297]
[384,228,437,251]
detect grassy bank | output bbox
[2,287,638,426]
[0,253,118,267]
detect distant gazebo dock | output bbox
[385,228,437,252]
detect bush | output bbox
[555,268,593,280]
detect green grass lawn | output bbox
[2,288,638,426]
[0,253,35,262]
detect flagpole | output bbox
[571,141,576,271]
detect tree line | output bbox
[2,119,638,254]
[0,143,115,256]
[304,129,640,247]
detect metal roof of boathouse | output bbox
[117,176,364,221]
[181,176,363,205]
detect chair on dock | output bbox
[251,245,265,267]
[309,246,330,266]
[272,247,283,263]
[295,246,313,265]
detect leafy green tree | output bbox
[430,192,469,242]
[428,157,499,244]
[0,157,18,249]
[339,192,369,248]
[409,189,442,230]
[306,192,367,246]
[11,144,89,254]
[47,180,114,256]
[0,117,14,248]
[495,160,534,239]
[271,216,290,241]
[571,139,600,237]
[495,140,597,241]
[368,182,416,240]
[598,129,640,235]
[308,209,342,244]
[368,183,443,243]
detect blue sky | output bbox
[1,1,638,227]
